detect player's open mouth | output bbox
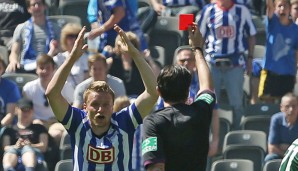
[95,115,105,120]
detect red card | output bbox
[179,14,194,30]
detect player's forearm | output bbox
[211,109,219,141]
[268,144,286,157]
[133,52,158,98]
[266,0,274,18]
[9,42,20,63]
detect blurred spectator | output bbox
[265,93,298,162]
[258,0,298,103]
[0,57,21,127]
[150,0,206,16]
[113,95,131,113]
[22,54,73,145]
[0,0,30,49]
[198,0,256,129]
[6,0,60,73]
[73,53,126,109]
[53,23,89,89]
[109,31,161,97]
[87,0,148,52]
[2,98,48,171]
[291,0,298,24]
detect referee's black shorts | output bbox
[258,69,296,98]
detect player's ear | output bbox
[156,86,161,96]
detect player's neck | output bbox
[216,0,234,11]
[91,124,110,137]
[32,15,46,26]
[164,100,186,107]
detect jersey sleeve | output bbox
[195,90,216,109]
[142,115,165,168]
[60,105,86,133]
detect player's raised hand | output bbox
[70,26,88,60]
[114,24,140,57]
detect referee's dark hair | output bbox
[157,64,191,103]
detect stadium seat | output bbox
[2,73,38,92]
[223,145,265,171]
[48,15,81,30]
[223,130,267,153]
[263,159,282,171]
[148,16,184,65]
[223,130,267,171]
[240,115,271,139]
[54,159,72,171]
[149,45,165,67]
[138,0,151,8]
[211,159,254,171]
[243,103,280,117]
[59,0,90,31]
[217,118,231,156]
[137,6,157,35]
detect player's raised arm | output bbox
[45,27,88,121]
[188,23,213,93]
[114,24,158,118]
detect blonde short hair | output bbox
[291,0,298,4]
[83,81,115,103]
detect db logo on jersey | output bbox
[87,145,114,164]
[216,26,235,38]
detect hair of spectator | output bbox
[60,23,82,51]
[114,31,140,55]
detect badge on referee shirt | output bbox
[142,137,158,155]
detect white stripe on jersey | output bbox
[129,106,139,129]
[199,3,256,55]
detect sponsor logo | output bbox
[142,137,157,155]
[216,26,235,39]
[87,145,114,164]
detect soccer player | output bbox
[45,24,158,170]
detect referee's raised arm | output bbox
[188,23,213,94]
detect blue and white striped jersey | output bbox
[198,3,256,57]
[61,103,142,171]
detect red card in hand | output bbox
[179,14,194,30]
